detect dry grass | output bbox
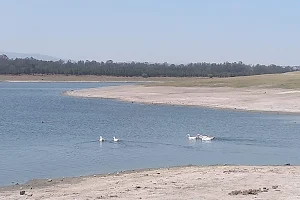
[1,72,300,89]
[149,71,300,89]
[0,74,174,82]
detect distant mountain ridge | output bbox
[0,52,61,61]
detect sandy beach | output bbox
[1,165,299,200]
[65,85,300,113]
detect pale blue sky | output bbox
[1,0,299,65]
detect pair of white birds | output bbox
[99,136,119,142]
[187,134,214,141]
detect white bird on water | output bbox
[113,136,119,142]
[187,134,197,140]
[197,134,214,141]
[99,136,104,142]
[201,135,215,141]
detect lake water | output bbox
[1,82,300,186]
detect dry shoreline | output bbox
[65,85,300,114]
[2,74,300,113]
[1,165,299,200]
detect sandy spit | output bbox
[65,85,300,113]
[1,165,299,200]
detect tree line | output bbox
[0,54,295,77]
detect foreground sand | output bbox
[65,85,300,113]
[1,165,299,200]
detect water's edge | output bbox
[0,164,294,189]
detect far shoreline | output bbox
[65,85,300,114]
[2,74,300,114]
[62,90,300,115]
[0,74,170,83]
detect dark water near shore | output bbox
[1,82,300,186]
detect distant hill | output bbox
[0,52,61,61]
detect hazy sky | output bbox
[1,0,299,65]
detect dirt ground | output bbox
[1,165,299,200]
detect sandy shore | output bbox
[1,165,299,200]
[65,85,300,113]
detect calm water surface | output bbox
[0,82,300,185]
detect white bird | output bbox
[99,136,104,142]
[187,134,197,140]
[113,136,119,142]
[196,134,202,139]
[201,135,215,141]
